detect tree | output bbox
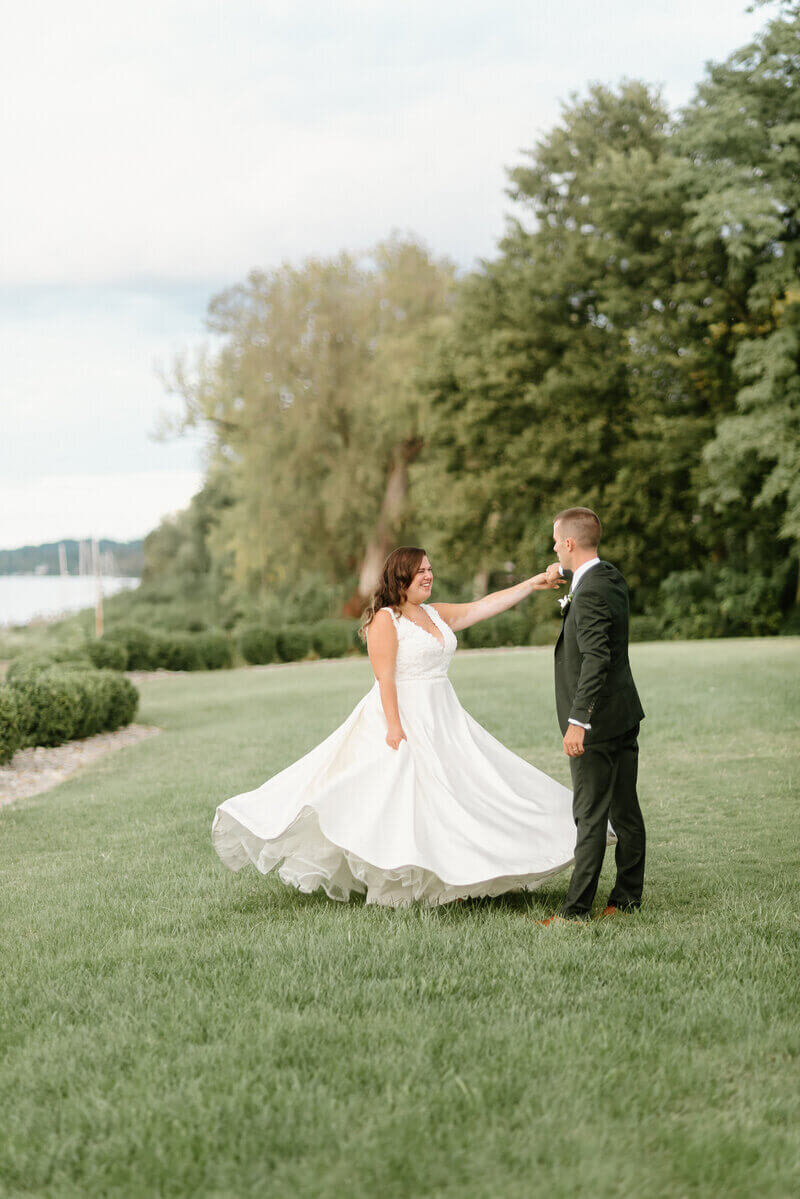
[167,238,454,603]
[678,1,800,604]
[703,298,800,601]
[417,82,708,607]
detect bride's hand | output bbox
[386,724,407,750]
[530,570,563,590]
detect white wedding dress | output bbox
[212,603,583,907]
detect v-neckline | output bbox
[400,604,445,649]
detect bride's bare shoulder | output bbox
[369,608,397,633]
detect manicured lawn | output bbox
[1,640,798,1197]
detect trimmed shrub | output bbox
[460,621,494,649]
[353,622,369,654]
[159,633,205,672]
[530,621,559,646]
[94,670,139,730]
[8,682,34,746]
[12,670,83,746]
[276,625,313,662]
[310,619,357,659]
[629,615,663,643]
[105,624,162,670]
[5,650,91,684]
[106,622,231,670]
[0,688,20,764]
[780,607,800,636]
[193,631,233,669]
[5,655,56,685]
[239,626,279,665]
[65,670,109,739]
[7,666,140,748]
[462,609,530,649]
[86,638,129,671]
[149,608,209,633]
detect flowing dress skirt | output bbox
[212,676,599,907]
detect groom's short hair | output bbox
[554,507,602,548]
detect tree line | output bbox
[147,1,800,636]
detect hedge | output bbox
[6,650,91,684]
[104,624,233,671]
[310,619,359,659]
[0,688,20,764]
[276,625,313,663]
[460,609,532,649]
[629,615,663,642]
[239,626,279,665]
[104,624,161,670]
[192,631,234,669]
[5,667,139,750]
[86,638,129,671]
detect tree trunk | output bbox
[342,438,422,614]
[472,569,489,600]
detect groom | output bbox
[541,507,646,923]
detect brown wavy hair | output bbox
[359,546,427,639]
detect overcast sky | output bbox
[0,0,767,552]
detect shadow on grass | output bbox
[212,875,569,921]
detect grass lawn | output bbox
[1,640,799,1198]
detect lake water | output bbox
[0,575,140,627]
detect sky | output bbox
[0,0,769,552]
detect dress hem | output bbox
[212,803,616,908]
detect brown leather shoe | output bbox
[596,904,641,919]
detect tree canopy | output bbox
[149,2,800,633]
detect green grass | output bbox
[1,640,799,1198]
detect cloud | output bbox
[0,284,210,480]
[0,470,205,549]
[0,0,769,548]
[0,1,766,285]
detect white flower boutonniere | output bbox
[558,592,574,616]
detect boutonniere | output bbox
[558,592,574,616]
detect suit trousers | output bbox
[559,723,645,918]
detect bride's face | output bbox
[407,556,434,604]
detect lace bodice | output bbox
[379,603,457,681]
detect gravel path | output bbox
[0,724,161,807]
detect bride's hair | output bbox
[360,546,427,640]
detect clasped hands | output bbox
[530,563,565,590]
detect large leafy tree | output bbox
[417,82,705,606]
[679,1,800,599]
[167,238,453,601]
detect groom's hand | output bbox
[530,570,563,590]
[563,724,586,757]
[545,563,564,585]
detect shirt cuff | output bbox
[568,718,591,730]
[558,564,564,576]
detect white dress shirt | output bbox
[560,558,602,730]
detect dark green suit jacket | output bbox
[555,561,644,742]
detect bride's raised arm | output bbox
[433,568,563,633]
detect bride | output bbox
[212,547,587,907]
